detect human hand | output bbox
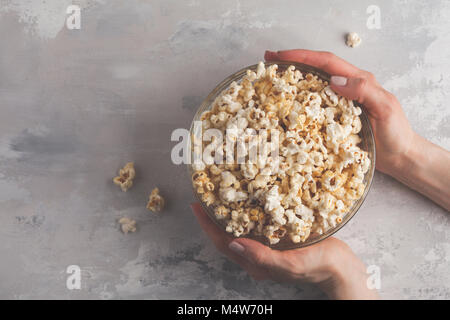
[264,49,450,210]
[265,49,415,176]
[191,203,379,299]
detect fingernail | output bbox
[331,76,348,86]
[229,241,245,255]
[264,50,278,61]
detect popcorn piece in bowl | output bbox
[192,62,371,245]
[118,217,137,234]
[346,32,362,48]
[146,187,165,212]
[113,162,136,192]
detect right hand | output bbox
[265,49,416,176]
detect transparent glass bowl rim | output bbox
[187,61,376,250]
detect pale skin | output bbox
[191,49,450,300]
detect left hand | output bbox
[191,203,379,299]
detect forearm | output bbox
[389,133,450,211]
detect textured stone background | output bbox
[0,0,448,299]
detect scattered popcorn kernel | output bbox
[346,32,362,48]
[113,162,135,192]
[146,187,165,212]
[118,217,136,234]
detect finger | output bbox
[191,203,269,278]
[330,76,394,119]
[265,49,361,77]
[230,238,287,272]
[264,50,279,61]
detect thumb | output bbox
[229,238,284,270]
[330,75,393,119]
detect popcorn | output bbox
[192,161,206,171]
[241,163,258,180]
[264,186,287,226]
[225,209,254,237]
[264,224,285,245]
[285,209,309,243]
[209,164,222,176]
[326,122,352,154]
[118,217,137,234]
[346,32,362,48]
[192,62,370,244]
[219,187,248,203]
[318,192,337,214]
[146,187,165,212]
[322,86,339,107]
[215,205,230,220]
[220,171,239,188]
[113,162,136,192]
[201,191,216,206]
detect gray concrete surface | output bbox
[0,0,449,299]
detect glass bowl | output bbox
[188,61,376,250]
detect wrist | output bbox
[317,243,379,300]
[385,132,422,179]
